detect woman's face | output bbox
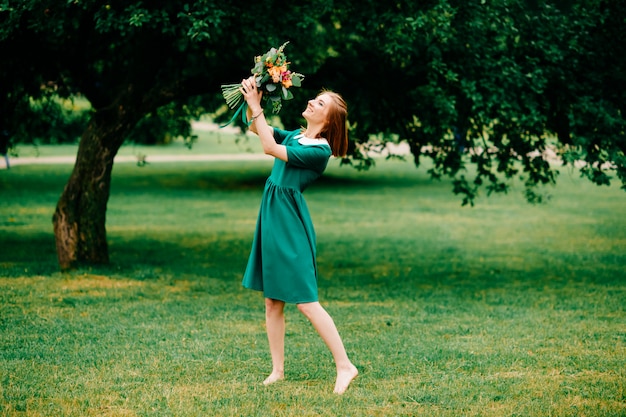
[302,93,332,125]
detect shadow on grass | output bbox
[0,231,248,281]
[0,232,59,277]
[107,160,438,194]
[3,225,623,296]
[106,235,250,279]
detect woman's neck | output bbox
[303,123,323,139]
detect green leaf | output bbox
[291,75,302,87]
[283,87,293,100]
[258,74,270,85]
[252,62,263,75]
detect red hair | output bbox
[319,91,349,157]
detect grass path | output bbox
[1,122,265,169]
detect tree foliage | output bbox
[1,0,624,268]
[302,0,625,204]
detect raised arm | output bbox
[242,77,288,162]
[246,104,273,137]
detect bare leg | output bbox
[297,302,358,394]
[264,298,285,385]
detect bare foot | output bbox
[333,364,358,394]
[263,372,284,386]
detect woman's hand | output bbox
[240,76,286,161]
[241,76,263,114]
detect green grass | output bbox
[1,134,625,416]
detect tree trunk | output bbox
[51,78,184,270]
[52,117,126,270]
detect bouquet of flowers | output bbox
[220,41,304,127]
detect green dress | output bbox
[242,128,332,303]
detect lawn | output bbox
[1,132,625,416]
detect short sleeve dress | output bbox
[242,128,332,304]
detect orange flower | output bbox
[268,66,282,83]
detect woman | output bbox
[240,76,358,394]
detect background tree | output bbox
[1,0,334,269]
[302,0,625,204]
[1,0,623,270]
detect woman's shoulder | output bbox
[273,128,300,137]
[295,134,330,149]
[273,128,300,144]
